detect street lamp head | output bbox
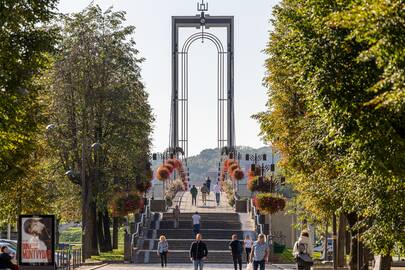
[65,170,76,180]
[46,124,56,131]
[91,142,102,151]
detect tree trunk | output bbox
[322,221,328,260]
[112,217,119,249]
[90,200,99,256]
[373,255,391,270]
[97,211,106,252]
[337,214,346,267]
[347,213,358,270]
[102,209,112,252]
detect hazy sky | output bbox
[57,0,279,156]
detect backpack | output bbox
[295,243,313,267]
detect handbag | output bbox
[246,262,253,270]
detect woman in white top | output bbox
[244,235,253,263]
[157,235,169,268]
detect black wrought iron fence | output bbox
[55,248,82,270]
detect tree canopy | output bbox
[257,0,405,256]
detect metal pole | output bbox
[81,138,86,261]
[333,213,337,270]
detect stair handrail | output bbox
[251,198,264,236]
[131,198,151,249]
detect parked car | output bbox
[314,238,333,252]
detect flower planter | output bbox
[248,177,272,192]
[256,193,286,214]
[232,169,244,180]
[157,166,170,180]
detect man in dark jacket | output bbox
[189,233,208,270]
[0,246,16,270]
[229,234,243,270]
[190,185,198,206]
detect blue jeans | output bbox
[253,260,265,270]
[193,224,200,235]
[193,259,204,270]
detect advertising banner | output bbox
[18,215,55,269]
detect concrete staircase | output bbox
[135,212,256,263]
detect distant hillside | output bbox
[152,146,278,184]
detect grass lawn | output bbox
[59,226,125,261]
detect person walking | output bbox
[173,205,180,228]
[157,235,169,268]
[293,230,313,270]
[190,233,208,270]
[190,185,198,206]
[0,246,18,270]
[200,184,209,206]
[192,211,201,235]
[213,182,221,206]
[229,234,243,270]
[244,235,253,263]
[205,177,211,194]
[250,234,269,270]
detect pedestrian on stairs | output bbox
[229,234,243,270]
[200,184,209,206]
[250,234,269,270]
[173,205,180,228]
[157,235,169,268]
[205,177,211,194]
[190,233,208,270]
[190,185,198,206]
[213,182,221,206]
[192,211,201,235]
[244,235,253,263]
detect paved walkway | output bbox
[177,188,234,213]
[85,263,297,270]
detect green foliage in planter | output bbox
[248,176,272,192]
[256,193,286,214]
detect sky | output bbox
[57,0,279,156]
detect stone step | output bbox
[136,250,251,264]
[148,229,245,240]
[142,239,236,250]
[162,212,240,221]
[158,220,242,230]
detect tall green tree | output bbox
[257,0,405,269]
[46,5,153,257]
[0,0,57,222]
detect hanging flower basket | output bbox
[228,163,239,174]
[136,180,152,193]
[248,176,272,192]
[174,159,182,169]
[163,163,174,173]
[111,192,143,217]
[165,159,176,169]
[224,159,236,171]
[157,166,170,181]
[232,169,244,180]
[256,193,286,214]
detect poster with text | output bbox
[19,215,54,265]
